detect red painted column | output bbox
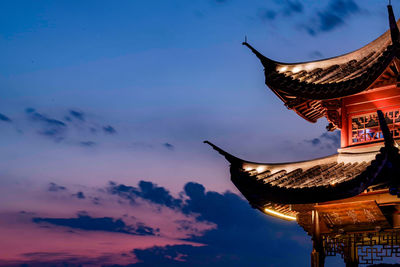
[341,103,349,148]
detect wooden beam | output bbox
[320,191,400,205]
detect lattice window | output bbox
[323,231,400,265]
[351,109,400,144]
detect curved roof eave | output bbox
[244,19,399,75]
[243,6,400,101]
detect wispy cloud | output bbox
[79,141,97,147]
[258,0,304,21]
[69,110,85,121]
[302,0,360,36]
[48,182,67,192]
[33,213,158,236]
[282,0,304,16]
[25,108,67,141]
[0,113,12,122]
[304,130,340,149]
[7,107,121,146]
[108,181,182,209]
[0,179,307,266]
[72,191,86,199]
[308,50,323,59]
[128,181,309,266]
[103,125,117,134]
[163,142,175,151]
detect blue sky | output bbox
[1,0,390,191]
[0,0,398,266]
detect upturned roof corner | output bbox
[203,141,243,164]
[242,41,275,69]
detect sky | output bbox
[0,0,399,266]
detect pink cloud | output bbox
[0,181,216,266]
[0,214,202,265]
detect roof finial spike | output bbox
[245,35,247,43]
[241,41,274,68]
[388,4,400,44]
[203,141,242,164]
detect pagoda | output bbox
[206,4,400,267]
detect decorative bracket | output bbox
[322,100,342,131]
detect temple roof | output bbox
[244,5,400,123]
[206,140,395,203]
[205,111,400,219]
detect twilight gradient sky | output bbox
[0,0,399,266]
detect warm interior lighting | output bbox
[264,208,297,221]
[330,181,336,186]
[244,167,253,171]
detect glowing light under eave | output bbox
[256,166,266,173]
[264,208,297,221]
[278,66,287,72]
[292,67,301,73]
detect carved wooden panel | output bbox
[322,100,342,130]
[315,200,390,231]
